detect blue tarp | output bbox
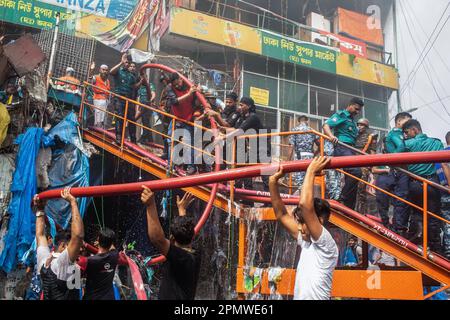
[42,112,90,229]
[0,112,90,272]
[0,128,43,272]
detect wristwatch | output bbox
[36,210,45,218]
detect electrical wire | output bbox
[398,1,450,118]
[400,1,450,96]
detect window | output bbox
[279,63,308,84]
[338,76,362,96]
[310,87,337,118]
[256,107,278,130]
[244,55,278,77]
[310,70,337,90]
[363,83,387,101]
[279,80,308,113]
[364,99,388,129]
[243,72,278,108]
[338,92,359,110]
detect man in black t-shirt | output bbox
[141,188,200,300]
[215,97,268,191]
[78,228,125,300]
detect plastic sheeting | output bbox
[0,127,43,273]
[42,112,90,229]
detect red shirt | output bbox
[171,86,195,122]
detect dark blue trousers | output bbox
[334,144,361,210]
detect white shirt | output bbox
[294,227,339,300]
[36,246,74,281]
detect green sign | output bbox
[261,30,337,73]
[0,0,76,32]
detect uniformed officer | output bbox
[289,115,316,189]
[403,119,445,254]
[355,118,378,214]
[382,112,412,235]
[323,97,364,210]
[372,165,392,226]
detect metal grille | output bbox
[33,29,96,82]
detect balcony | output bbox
[173,0,395,67]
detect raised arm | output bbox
[176,192,195,217]
[141,186,170,256]
[33,195,48,248]
[110,54,127,75]
[61,187,84,263]
[269,167,299,239]
[299,156,331,241]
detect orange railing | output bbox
[233,128,450,259]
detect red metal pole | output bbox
[38,151,450,199]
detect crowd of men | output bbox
[4,52,448,300]
[290,98,450,258]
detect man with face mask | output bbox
[269,157,339,300]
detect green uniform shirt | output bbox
[325,110,358,145]
[113,67,138,98]
[385,128,406,153]
[138,83,155,104]
[404,133,444,177]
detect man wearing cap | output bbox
[218,97,266,190]
[89,63,111,128]
[56,67,81,92]
[355,118,378,213]
[323,97,364,210]
[110,53,143,144]
[206,92,241,129]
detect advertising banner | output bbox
[92,0,160,52]
[336,7,384,47]
[38,0,137,21]
[319,31,367,58]
[336,53,399,89]
[261,30,337,73]
[170,7,262,55]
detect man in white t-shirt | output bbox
[269,156,339,300]
[34,187,84,300]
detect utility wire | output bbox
[399,1,450,117]
[400,0,450,95]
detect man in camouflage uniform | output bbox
[289,116,316,189]
[289,116,341,199]
[354,118,378,214]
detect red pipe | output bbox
[238,194,450,271]
[138,64,222,265]
[38,151,450,199]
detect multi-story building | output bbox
[159,0,400,154]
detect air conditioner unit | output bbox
[307,12,330,44]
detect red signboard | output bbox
[319,31,367,58]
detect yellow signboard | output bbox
[170,7,261,54]
[250,86,270,106]
[336,53,399,90]
[76,15,119,38]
